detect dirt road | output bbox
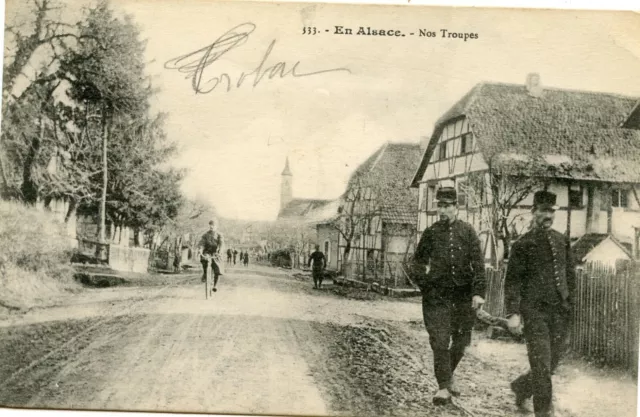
[0,266,636,417]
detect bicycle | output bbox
[201,254,213,299]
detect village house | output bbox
[336,142,422,286]
[410,74,640,265]
[303,199,342,271]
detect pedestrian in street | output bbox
[411,186,486,405]
[227,248,232,264]
[173,252,181,273]
[505,190,575,417]
[197,220,224,292]
[243,251,249,267]
[233,249,238,265]
[308,245,327,289]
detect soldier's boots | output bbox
[535,409,555,417]
[510,380,531,410]
[432,388,452,405]
[449,376,461,397]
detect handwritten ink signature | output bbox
[164,23,351,94]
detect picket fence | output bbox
[484,261,640,374]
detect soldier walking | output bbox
[411,186,486,405]
[308,245,327,289]
[505,190,576,417]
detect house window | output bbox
[569,184,583,209]
[427,185,436,210]
[612,189,629,208]
[438,142,447,160]
[460,133,474,154]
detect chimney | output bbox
[526,73,543,98]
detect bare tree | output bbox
[460,155,546,266]
[330,172,383,277]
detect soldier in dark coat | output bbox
[308,245,327,289]
[505,190,575,417]
[197,220,224,292]
[411,186,486,405]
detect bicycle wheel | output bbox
[205,259,211,299]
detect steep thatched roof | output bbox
[412,82,640,186]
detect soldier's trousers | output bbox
[312,269,324,287]
[511,303,570,417]
[422,284,475,390]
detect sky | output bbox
[5,0,640,221]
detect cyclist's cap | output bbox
[209,220,215,225]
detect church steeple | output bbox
[280,157,293,210]
[282,156,292,176]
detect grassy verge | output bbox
[0,201,79,312]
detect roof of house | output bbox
[623,101,640,129]
[304,198,342,224]
[411,82,640,186]
[277,198,334,220]
[348,142,422,225]
[572,233,633,262]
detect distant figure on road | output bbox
[243,251,249,267]
[239,251,244,265]
[226,248,232,264]
[308,245,327,289]
[173,252,181,273]
[197,220,224,292]
[233,249,238,265]
[411,186,485,405]
[505,191,576,417]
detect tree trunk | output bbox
[21,120,44,204]
[97,110,110,245]
[64,198,77,222]
[341,240,352,275]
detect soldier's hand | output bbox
[471,295,485,309]
[507,314,523,335]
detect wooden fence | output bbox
[484,261,640,373]
[571,262,640,373]
[348,260,416,289]
[484,267,506,319]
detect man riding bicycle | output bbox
[197,220,224,292]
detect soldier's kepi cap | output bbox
[436,186,457,204]
[533,190,559,210]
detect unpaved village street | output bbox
[0,266,637,417]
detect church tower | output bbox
[280,157,293,210]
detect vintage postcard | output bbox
[1,1,639,417]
